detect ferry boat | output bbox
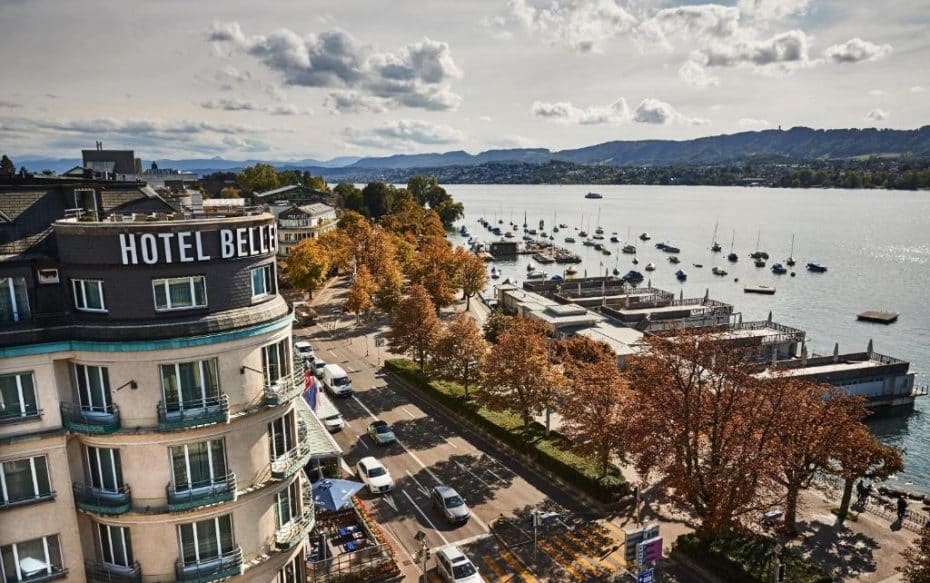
[807,263,828,273]
[585,192,603,199]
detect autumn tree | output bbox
[625,333,784,538]
[453,248,487,310]
[317,230,353,274]
[218,186,241,198]
[898,526,930,582]
[360,228,398,280]
[552,335,617,377]
[381,199,445,241]
[344,265,375,324]
[389,284,440,369]
[834,424,903,524]
[431,313,488,399]
[361,182,399,219]
[561,359,631,478]
[767,381,866,534]
[374,260,405,314]
[409,235,457,311]
[477,318,562,429]
[286,238,330,299]
[483,308,514,343]
[237,163,279,193]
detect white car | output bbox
[435,546,483,583]
[294,340,314,361]
[356,457,394,494]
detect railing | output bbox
[84,560,142,583]
[157,394,229,431]
[0,488,55,511]
[264,372,305,406]
[308,544,397,583]
[6,568,67,582]
[166,473,237,512]
[0,407,43,425]
[73,483,132,515]
[270,410,312,480]
[275,482,315,550]
[175,547,243,583]
[913,385,929,397]
[60,402,120,434]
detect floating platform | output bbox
[857,310,899,324]
[744,285,776,295]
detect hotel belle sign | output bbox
[118,224,277,265]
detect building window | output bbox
[0,372,38,422]
[262,339,291,387]
[0,456,52,507]
[72,279,106,312]
[170,440,228,491]
[0,534,63,581]
[277,553,304,583]
[0,277,30,323]
[269,411,296,461]
[160,359,220,413]
[74,364,112,414]
[152,276,207,311]
[97,523,133,569]
[177,515,235,567]
[275,480,301,529]
[85,447,124,493]
[251,264,274,299]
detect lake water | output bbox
[445,184,930,493]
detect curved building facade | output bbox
[1,209,318,583]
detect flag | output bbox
[302,371,318,411]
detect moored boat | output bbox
[668,256,680,264]
[639,232,651,241]
[712,266,728,276]
[807,262,827,273]
[675,269,688,281]
[527,271,546,279]
[771,263,787,274]
[585,192,603,199]
[624,270,644,284]
[727,252,738,263]
[754,257,766,268]
[610,235,620,243]
[564,236,576,243]
[622,244,636,254]
[644,262,656,271]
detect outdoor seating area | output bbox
[307,496,399,582]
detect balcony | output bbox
[8,568,68,582]
[275,483,315,550]
[270,410,312,480]
[0,407,43,426]
[264,371,306,407]
[167,474,237,512]
[0,489,55,511]
[85,561,142,583]
[175,547,242,583]
[73,483,132,515]
[60,403,120,434]
[157,394,229,431]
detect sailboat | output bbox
[594,208,604,235]
[727,231,738,263]
[578,213,588,238]
[523,211,527,229]
[749,231,769,260]
[785,234,796,267]
[552,212,559,233]
[710,219,722,252]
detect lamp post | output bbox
[415,530,429,583]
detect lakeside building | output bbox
[652,317,806,362]
[496,286,604,337]
[271,203,338,257]
[0,185,336,581]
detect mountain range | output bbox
[14,126,930,176]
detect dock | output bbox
[744,285,776,295]
[857,310,899,324]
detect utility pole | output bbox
[415,530,429,583]
[532,510,539,562]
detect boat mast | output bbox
[730,230,735,251]
[711,219,719,246]
[789,234,795,257]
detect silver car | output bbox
[431,485,470,525]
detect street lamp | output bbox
[414,530,429,582]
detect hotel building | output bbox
[0,183,326,582]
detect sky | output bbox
[0,0,928,161]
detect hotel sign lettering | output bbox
[119,225,277,265]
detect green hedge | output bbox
[385,358,627,503]
[675,534,831,583]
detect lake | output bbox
[445,184,930,493]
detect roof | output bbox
[297,399,342,460]
[576,323,644,357]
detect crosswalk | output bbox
[427,520,628,582]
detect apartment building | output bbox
[1,183,319,582]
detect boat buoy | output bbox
[734,277,739,282]
[790,272,796,277]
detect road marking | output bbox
[549,535,600,577]
[478,555,508,580]
[538,541,582,581]
[600,520,627,542]
[485,467,506,482]
[406,470,430,496]
[357,437,369,450]
[402,489,449,545]
[402,407,417,419]
[499,548,539,583]
[444,533,492,548]
[352,394,442,485]
[381,493,399,512]
[562,529,613,571]
[454,460,490,487]
[380,521,418,569]
[443,437,458,449]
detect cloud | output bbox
[824,38,893,64]
[323,91,387,114]
[911,86,926,93]
[208,23,462,111]
[640,4,740,49]
[738,118,770,128]
[0,100,22,109]
[632,98,709,125]
[696,29,814,71]
[342,119,465,150]
[737,0,812,21]
[478,115,493,122]
[868,89,885,97]
[504,0,637,53]
[531,98,630,124]
[865,108,889,122]
[200,97,310,115]
[678,61,719,88]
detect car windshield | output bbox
[375,425,392,434]
[452,562,477,578]
[367,466,386,477]
[445,495,465,508]
[325,415,341,421]
[333,376,350,386]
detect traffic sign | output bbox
[637,536,663,566]
[637,568,655,583]
[375,337,386,347]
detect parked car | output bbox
[316,393,344,433]
[367,420,397,446]
[430,485,470,525]
[322,364,352,397]
[356,457,394,494]
[294,340,314,362]
[312,357,327,378]
[435,546,483,583]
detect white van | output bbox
[322,364,353,397]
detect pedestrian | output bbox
[856,481,866,502]
[896,496,908,521]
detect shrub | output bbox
[675,533,832,583]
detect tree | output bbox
[389,285,440,369]
[360,228,398,280]
[317,230,353,274]
[431,313,488,399]
[899,526,930,583]
[407,175,437,206]
[300,172,328,191]
[218,186,241,199]
[335,183,365,215]
[286,238,330,299]
[552,335,617,375]
[483,308,514,343]
[409,235,457,311]
[0,155,14,176]
[434,198,465,227]
[834,424,903,524]
[477,318,561,429]
[380,199,445,241]
[561,359,631,478]
[361,182,398,219]
[344,265,375,324]
[236,163,279,193]
[767,381,866,534]
[374,261,405,314]
[453,249,487,310]
[625,333,784,538]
